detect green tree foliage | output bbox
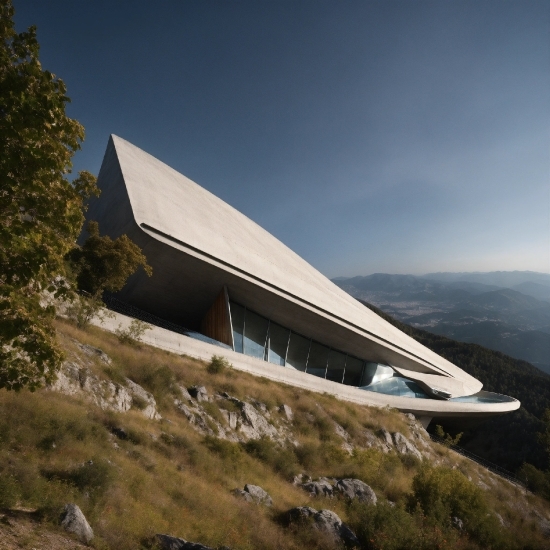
[69,221,152,299]
[66,221,152,326]
[0,0,99,390]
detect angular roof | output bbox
[106,135,482,397]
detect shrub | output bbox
[115,319,151,345]
[207,355,231,374]
[408,465,505,547]
[243,437,298,478]
[0,472,19,509]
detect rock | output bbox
[301,479,334,498]
[286,506,359,547]
[49,361,161,419]
[174,401,196,424]
[220,409,239,430]
[392,432,423,460]
[379,428,394,450]
[232,488,254,503]
[239,402,279,440]
[189,385,210,402]
[279,404,293,421]
[126,378,161,420]
[335,479,377,505]
[74,341,112,364]
[60,503,94,544]
[244,484,273,506]
[155,533,216,550]
[452,516,464,530]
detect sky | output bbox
[14,0,550,278]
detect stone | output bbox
[392,432,423,460]
[379,428,394,449]
[74,341,112,364]
[301,479,334,498]
[189,385,209,402]
[232,488,254,503]
[155,534,216,550]
[452,516,464,530]
[286,506,359,547]
[335,478,377,505]
[239,402,279,440]
[243,484,273,506]
[279,404,293,421]
[60,503,94,544]
[126,378,161,420]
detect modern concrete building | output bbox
[86,135,520,426]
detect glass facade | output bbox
[228,300,369,388]
[226,300,499,403]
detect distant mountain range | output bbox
[333,271,550,374]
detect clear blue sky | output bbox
[15,1,550,277]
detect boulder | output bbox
[155,534,215,550]
[392,432,423,460]
[74,341,112,364]
[286,506,359,547]
[233,484,273,506]
[335,478,377,505]
[60,503,94,544]
[301,479,334,498]
[244,484,273,506]
[239,402,279,440]
[232,488,254,503]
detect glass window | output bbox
[326,350,346,383]
[306,342,329,378]
[286,333,310,371]
[230,302,245,354]
[343,356,364,386]
[360,362,394,386]
[243,309,269,360]
[267,322,290,366]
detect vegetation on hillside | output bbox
[1,319,548,549]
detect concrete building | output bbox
[85,135,520,426]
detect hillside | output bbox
[1,319,550,549]
[359,300,550,472]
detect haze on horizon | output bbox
[15,1,550,278]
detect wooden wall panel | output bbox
[200,287,233,348]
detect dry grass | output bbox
[0,318,547,549]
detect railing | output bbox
[429,433,527,490]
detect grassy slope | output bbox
[0,318,549,549]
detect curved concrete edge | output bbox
[91,310,520,418]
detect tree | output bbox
[0,0,99,390]
[67,221,152,327]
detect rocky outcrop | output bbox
[286,506,359,547]
[60,503,93,544]
[392,432,423,460]
[232,484,272,506]
[335,478,377,504]
[175,390,293,444]
[300,477,377,504]
[49,360,161,420]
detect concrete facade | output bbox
[84,135,520,419]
